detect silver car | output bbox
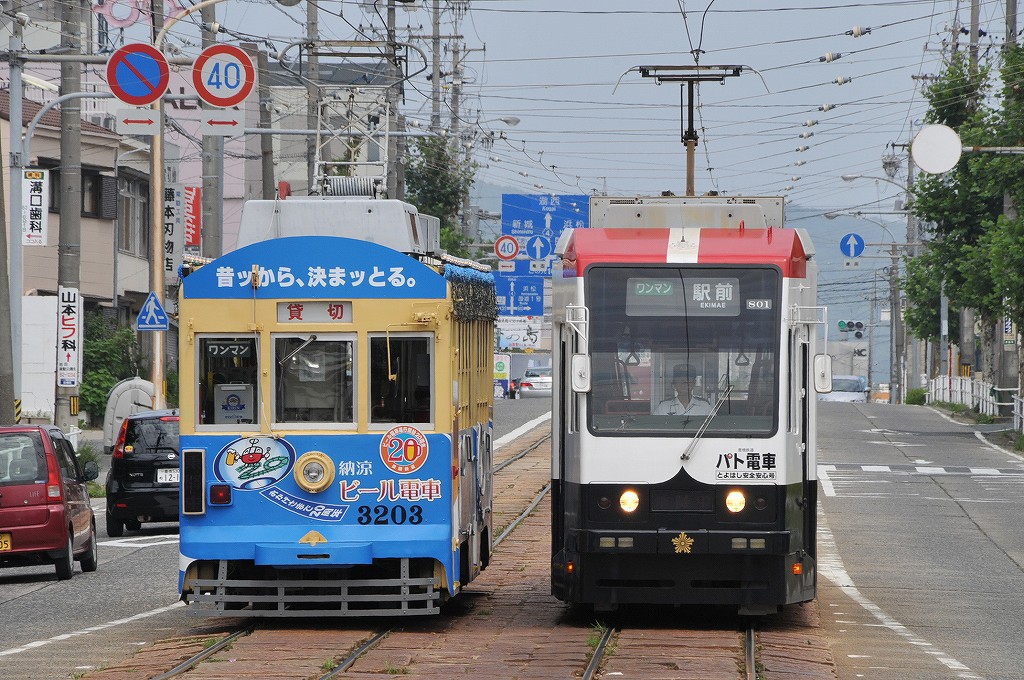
[818,375,869,403]
[518,367,553,398]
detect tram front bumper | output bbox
[583,528,792,555]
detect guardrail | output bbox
[926,376,1008,418]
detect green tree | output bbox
[908,50,1002,375]
[403,134,475,258]
[81,312,141,425]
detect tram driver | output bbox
[654,363,712,416]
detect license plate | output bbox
[0,532,11,552]
[157,468,180,484]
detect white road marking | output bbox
[0,602,185,657]
[818,507,981,679]
[493,411,551,451]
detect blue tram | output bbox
[176,197,496,616]
[551,196,832,614]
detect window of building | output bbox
[118,176,150,258]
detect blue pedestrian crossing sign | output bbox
[840,233,866,258]
[137,292,170,331]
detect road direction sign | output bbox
[106,43,170,107]
[501,194,588,276]
[137,292,170,331]
[495,235,520,261]
[116,108,161,135]
[192,44,255,108]
[840,232,865,258]
[495,275,544,316]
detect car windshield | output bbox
[832,379,863,392]
[525,368,551,378]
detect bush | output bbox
[905,388,927,405]
[81,312,141,426]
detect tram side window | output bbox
[370,336,432,425]
[274,336,354,424]
[198,337,259,426]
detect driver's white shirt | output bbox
[654,393,712,416]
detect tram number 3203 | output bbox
[357,504,424,525]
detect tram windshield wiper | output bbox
[279,335,317,365]
[680,381,733,461]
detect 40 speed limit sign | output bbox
[494,235,520,261]
[192,44,255,108]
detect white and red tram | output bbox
[550,196,831,614]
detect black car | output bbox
[105,410,180,537]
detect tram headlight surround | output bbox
[619,490,640,513]
[294,451,336,494]
[725,490,746,513]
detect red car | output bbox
[0,425,100,580]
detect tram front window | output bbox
[586,266,781,437]
[274,336,354,424]
[198,337,260,426]
[370,336,433,426]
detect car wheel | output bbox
[105,509,124,538]
[80,523,99,573]
[55,533,74,580]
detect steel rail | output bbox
[149,626,254,680]
[493,433,551,473]
[319,628,393,679]
[494,483,550,547]
[745,625,758,680]
[581,626,616,680]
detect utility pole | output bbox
[55,0,83,433]
[306,0,319,195]
[386,0,399,199]
[889,244,903,403]
[0,126,15,424]
[200,5,223,258]
[149,0,167,409]
[960,0,981,376]
[254,47,276,199]
[430,0,441,131]
[6,2,25,417]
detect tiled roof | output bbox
[0,88,120,137]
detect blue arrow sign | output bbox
[840,232,865,258]
[137,292,170,331]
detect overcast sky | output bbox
[95,0,1013,216]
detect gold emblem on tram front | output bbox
[299,530,328,547]
[672,532,694,554]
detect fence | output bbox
[926,376,1005,418]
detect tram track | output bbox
[79,428,828,680]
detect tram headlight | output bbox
[294,451,335,494]
[619,490,640,513]
[725,490,746,513]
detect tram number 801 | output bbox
[357,504,424,525]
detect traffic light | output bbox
[838,320,865,338]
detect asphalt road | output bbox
[817,401,1024,680]
[15,398,1024,680]
[0,398,553,680]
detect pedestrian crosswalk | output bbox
[819,463,1024,476]
[818,462,1024,498]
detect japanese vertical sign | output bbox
[164,183,185,279]
[184,186,201,256]
[56,287,82,388]
[21,169,49,246]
